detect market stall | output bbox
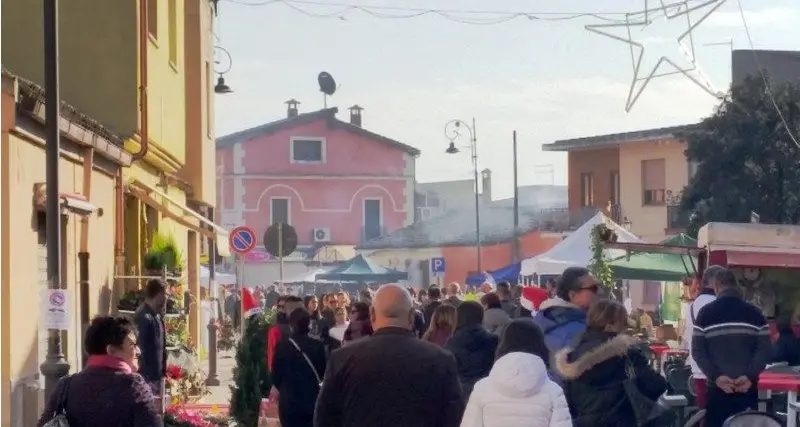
[521,212,641,276]
[698,222,800,321]
[316,254,408,285]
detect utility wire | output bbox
[222,0,658,25]
[735,0,800,150]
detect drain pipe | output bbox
[116,0,150,292]
[115,169,125,280]
[131,0,150,161]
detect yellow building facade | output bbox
[1,0,225,424]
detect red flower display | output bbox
[166,364,184,380]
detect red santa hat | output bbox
[520,287,549,312]
[241,287,262,318]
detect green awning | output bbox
[609,233,698,282]
[315,254,408,283]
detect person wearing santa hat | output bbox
[240,287,263,319]
[520,286,550,317]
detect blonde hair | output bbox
[423,304,457,342]
[336,291,350,308]
[587,299,629,333]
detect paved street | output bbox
[200,349,237,405]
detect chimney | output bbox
[481,169,492,203]
[285,99,300,118]
[348,104,364,127]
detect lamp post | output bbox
[444,118,482,274]
[40,0,71,399]
[205,208,220,386]
[213,46,233,94]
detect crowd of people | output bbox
[257,268,668,427]
[35,264,798,427]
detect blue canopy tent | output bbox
[465,262,521,286]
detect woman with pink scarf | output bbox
[37,316,162,427]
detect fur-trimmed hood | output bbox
[554,334,639,380]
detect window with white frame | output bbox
[290,137,325,163]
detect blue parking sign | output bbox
[430,257,446,274]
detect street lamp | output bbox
[444,118,482,274]
[213,46,233,94]
[41,0,71,399]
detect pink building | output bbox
[216,101,420,250]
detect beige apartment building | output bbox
[543,125,695,242]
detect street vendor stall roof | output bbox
[316,254,407,283]
[700,222,800,268]
[521,212,642,276]
[609,233,698,281]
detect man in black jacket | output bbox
[136,279,168,398]
[314,284,464,427]
[422,286,442,331]
[692,266,771,427]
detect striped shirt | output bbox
[691,288,771,381]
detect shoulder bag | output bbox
[622,357,674,427]
[289,338,323,387]
[42,375,73,427]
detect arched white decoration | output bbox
[247,183,404,213]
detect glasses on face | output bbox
[580,284,600,294]
[277,304,285,310]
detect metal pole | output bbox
[278,224,284,285]
[40,0,70,401]
[238,255,245,334]
[205,210,220,386]
[512,130,520,263]
[471,117,482,273]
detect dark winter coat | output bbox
[314,327,463,427]
[273,333,327,427]
[37,367,162,427]
[445,324,499,398]
[555,330,668,427]
[135,304,166,387]
[422,300,442,331]
[412,309,426,338]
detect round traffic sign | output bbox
[229,226,257,254]
[263,223,298,258]
[49,291,66,307]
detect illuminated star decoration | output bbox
[585,0,728,112]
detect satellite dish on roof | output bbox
[318,72,337,108]
[318,72,337,95]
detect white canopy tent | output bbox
[521,212,643,276]
[199,265,237,286]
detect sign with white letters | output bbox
[430,257,446,276]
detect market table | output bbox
[759,370,800,427]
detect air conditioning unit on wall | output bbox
[313,227,331,243]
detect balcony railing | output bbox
[666,205,689,231]
[362,225,388,243]
[537,207,601,232]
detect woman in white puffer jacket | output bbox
[460,320,573,427]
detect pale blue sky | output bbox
[214,0,799,199]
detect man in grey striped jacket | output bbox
[691,266,772,427]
